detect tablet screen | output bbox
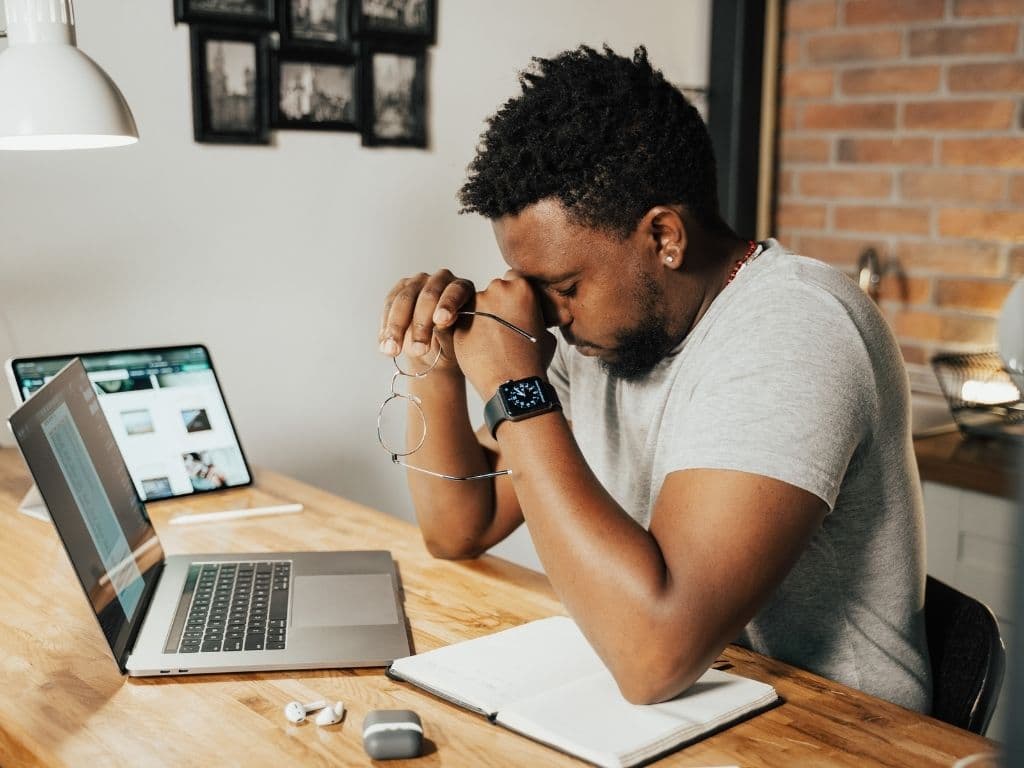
[9,345,253,501]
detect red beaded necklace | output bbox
[725,240,760,287]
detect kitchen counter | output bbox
[914,430,1020,500]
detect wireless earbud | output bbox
[284,699,328,724]
[314,701,345,727]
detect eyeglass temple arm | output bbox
[391,454,512,481]
[455,311,537,342]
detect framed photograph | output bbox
[271,50,360,130]
[361,46,427,148]
[351,0,436,44]
[190,26,270,144]
[175,0,277,27]
[279,0,353,48]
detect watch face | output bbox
[500,378,548,417]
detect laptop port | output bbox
[160,670,171,674]
[178,669,189,673]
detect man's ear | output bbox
[642,206,688,271]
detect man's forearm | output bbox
[404,370,502,556]
[495,412,708,702]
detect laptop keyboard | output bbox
[173,561,291,653]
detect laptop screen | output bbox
[8,344,252,501]
[8,359,164,671]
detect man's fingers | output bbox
[433,278,475,327]
[380,273,428,356]
[408,270,456,356]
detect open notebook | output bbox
[388,616,779,768]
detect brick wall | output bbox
[775,0,1024,366]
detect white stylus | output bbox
[169,503,304,525]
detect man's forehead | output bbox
[492,200,580,278]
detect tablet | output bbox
[6,344,253,501]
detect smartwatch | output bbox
[483,376,561,439]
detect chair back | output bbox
[925,575,1005,735]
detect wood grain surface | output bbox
[0,447,995,767]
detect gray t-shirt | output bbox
[546,239,932,712]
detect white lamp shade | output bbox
[0,43,138,150]
[0,0,138,150]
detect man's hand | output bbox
[453,272,557,398]
[379,269,476,372]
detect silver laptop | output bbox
[8,358,411,676]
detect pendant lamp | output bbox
[0,0,138,150]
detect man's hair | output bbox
[458,45,724,239]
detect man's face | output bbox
[492,199,674,380]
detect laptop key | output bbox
[223,640,243,652]
[244,638,264,650]
[266,641,286,650]
[201,641,222,652]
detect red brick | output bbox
[902,345,933,365]
[939,209,1024,241]
[954,0,1024,16]
[797,235,889,266]
[896,240,1003,276]
[877,273,932,305]
[806,30,903,63]
[782,69,835,100]
[900,171,1006,203]
[948,61,1024,92]
[781,104,800,130]
[1010,246,1024,276]
[942,138,1024,168]
[909,24,1019,56]
[802,102,897,130]
[846,0,945,24]
[783,36,803,67]
[939,314,998,344]
[1011,175,1024,204]
[841,65,940,95]
[780,136,832,164]
[904,100,1016,130]
[891,311,997,344]
[838,137,934,164]
[936,279,1014,311]
[835,205,931,234]
[776,203,829,231]
[800,169,892,197]
[892,310,943,340]
[786,0,838,30]
[778,170,796,196]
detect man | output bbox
[378,45,931,711]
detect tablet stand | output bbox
[18,484,49,521]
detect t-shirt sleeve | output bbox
[547,333,572,422]
[664,284,875,510]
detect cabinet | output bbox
[923,481,1018,742]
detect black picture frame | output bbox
[175,0,277,27]
[360,45,427,148]
[278,0,355,49]
[351,0,436,45]
[271,49,360,131]
[190,26,271,144]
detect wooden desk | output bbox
[0,448,995,767]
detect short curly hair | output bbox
[458,44,724,239]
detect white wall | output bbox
[0,0,710,570]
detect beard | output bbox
[598,273,674,381]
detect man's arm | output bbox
[494,411,826,704]
[378,269,527,558]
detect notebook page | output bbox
[389,616,604,716]
[496,667,778,768]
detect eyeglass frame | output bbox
[377,311,537,481]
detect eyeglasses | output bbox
[377,311,537,481]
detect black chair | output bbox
[925,575,1006,735]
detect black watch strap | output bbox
[483,377,561,439]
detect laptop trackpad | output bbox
[291,574,399,627]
